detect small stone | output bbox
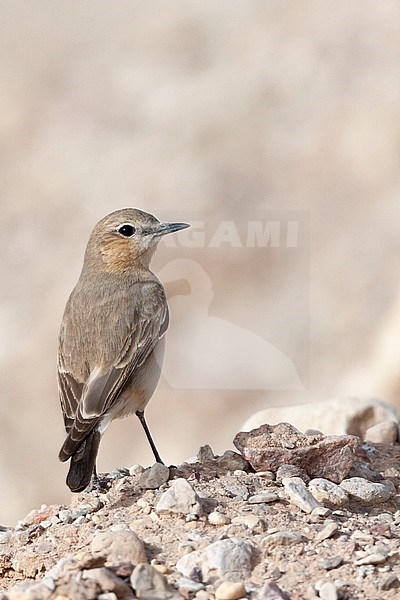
[224,483,249,501]
[198,444,215,463]
[334,579,349,590]
[151,561,168,574]
[263,530,305,547]
[276,464,310,483]
[156,478,203,516]
[91,529,147,565]
[340,478,395,505]
[255,471,275,481]
[284,481,322,514]
[107,467,129,480]
[305,429,323,436]
[315,522,339,543]
[364,421,398,444]
[129,464,144,476]
[208,512,231,526]
[380,574,400,590]
[308,479,349,508]
[216,450,250,471]
[215,581,246,599]
[320,557,343,571]
[195,592,211,600]
[347,461,381,481]
[137,464,170,490]
[0,531,12,544]
[355,552,387,565]
[82,567,134,598]
[131,563,181,599]
[248,492,279,504]
[231,515,261,529]
[310,507,331,518]
[318,582,338,600]
[257,582,288,599]
[57,510,72,523]
[176,537,253,581]
[178,578,204,593]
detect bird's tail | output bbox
[61,430,101,493]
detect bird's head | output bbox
[84,208,190,272]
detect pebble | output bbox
[178,578,205,593]
[380,574,400,590]
[131,563,181,599]
[263,530,305,547]
[308,478,349,508]
[107,467,129,480]
[91,529,147,564]
[156,478,203,516]
[73,515,86,525]
[334,579,349,590]
[137,463,170,489]
[231,515,261,529]
[0,531,12,544]
[216,450,250,471]
[340,477,395,505]
[215,581,246,600]
[276,464,310,483]
[364,421,398,444]
[185,453,199,464]
[198,444,214,462]
[58,509,73,523]
[315,522,339,543]
[176,537,253,581]
[81,567,133,598]
[129,464,144,476]
[318,581,338,600]
[255,471,275,481]
[195,591,211,600]
[247,492,279,504]
[257,582,287,598]
[310,507,331,518]
[320,556,343,571]
[151,561,168,574]
[208,511,231,526]
[224,483,249,501]
[284,481,322,514]
[355,552,387,566]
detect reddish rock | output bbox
[234,422,360,483]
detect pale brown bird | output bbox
[58,208,189,492]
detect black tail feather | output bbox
[66,430,101,492]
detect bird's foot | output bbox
[84,473,107,493]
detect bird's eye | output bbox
[117,224,136,237]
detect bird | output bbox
[57,208,190,492]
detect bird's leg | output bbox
[136,410,164,464]
[84,464,104,493]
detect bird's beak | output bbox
[147,222,190,237]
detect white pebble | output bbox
[284,481,322,513]
[308,478,349,507]
[356,553,387,566]
[208,512,231,526]
[215,581,246,600]
[340,478,395,505]
[129,464,144,476]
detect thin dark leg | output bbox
[136,410,164,464]
[85,463,103,493]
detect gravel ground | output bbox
[1,438,400,599]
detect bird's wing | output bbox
[58,289,169,461]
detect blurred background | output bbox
[0,0,399,525]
